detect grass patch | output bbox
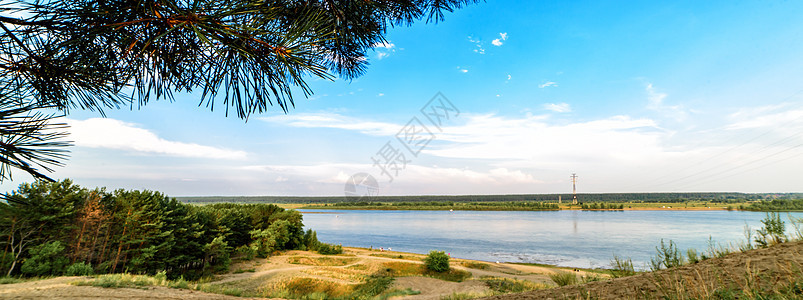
[425,268,472,282]
[377,288,420,299]
[72,272,195,290]
[380,261,471,282]
[287,256,357,266]
[232,268,255,274]
[549,271,577,286]
[282,277,354,298]
[381,261,423,277]
[302,266,369,282]
[461,261,491,270]
[345,264,370,271]
[370,253,423,261]
[0,277,27,284]
[481,276,548,294]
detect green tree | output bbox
[0,0,479,181]
[424,250,450,273]
[20,241,69,276]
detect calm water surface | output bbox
[300,209,802,269]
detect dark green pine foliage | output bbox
[0,0,480,181]
[0,179,323,279]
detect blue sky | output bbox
[4,0,803,196]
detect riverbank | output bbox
[5,241,802,299]
[0,247,600,299]
[297,201,741,211]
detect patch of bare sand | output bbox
[391,276,489,300]
[0,276,270,300]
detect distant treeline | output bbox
[0,180,324,279]
[581,202,625,210]
[741,199,803,211]
[325,201,559,211]
[177,192,800,204]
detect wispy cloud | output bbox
[425,114,665,170]
[543,103,572,113]
[539,81,557,88]
[468,36,485,54]
[492,32,508,46]
[726,103,803,130]
[372,41,396,59]
[259,113,399,136]
[645,83,688,121]
[66,118,247,159]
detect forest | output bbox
[0,180,325,279]
[178,192,797,205]
[741,199,803,211]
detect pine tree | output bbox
[0,0,480,181]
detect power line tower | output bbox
[570,173,578,205]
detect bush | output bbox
[549,271,577,286]
[610,255,636,278]
[64,262,94,276]
[755,212,786,247]
[650,239,683,271]
[317,243,343,255]
[21,241,69,276]
[424,251,450,273]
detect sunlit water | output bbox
[300,209,803,269]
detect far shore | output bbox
[293,204,737,212]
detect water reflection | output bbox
[301,209,802,269]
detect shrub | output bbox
[234,245,256,260]
[755,212,786,247]
[64,262,94,276]
[21,241,69,276]
[317,243,343,255]
[424,251,450,273]
[686,248,700,264]
[549,271,577,286]
[609,255,636,278]
[650,239,683,271]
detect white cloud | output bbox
[259,113,399,136]
[461,69,469,73]
[66,118,247,159]
[645,83,688,121]
[492,32,508,46]
[726,103,803,130]
[507,75,512,80]
[372,41,396,59]
[424,114,665,169]
[543,103,572,113]
[468,36,485,54]
[378,93,385,97]
[539,81,557,88]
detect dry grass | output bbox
[287,256,357,266]
[265,277,354,298]
[301,266,370,282]
[461,261,491,270]
[381,261,424,277]
[371,253,424,261]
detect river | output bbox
[300,209,802,269]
